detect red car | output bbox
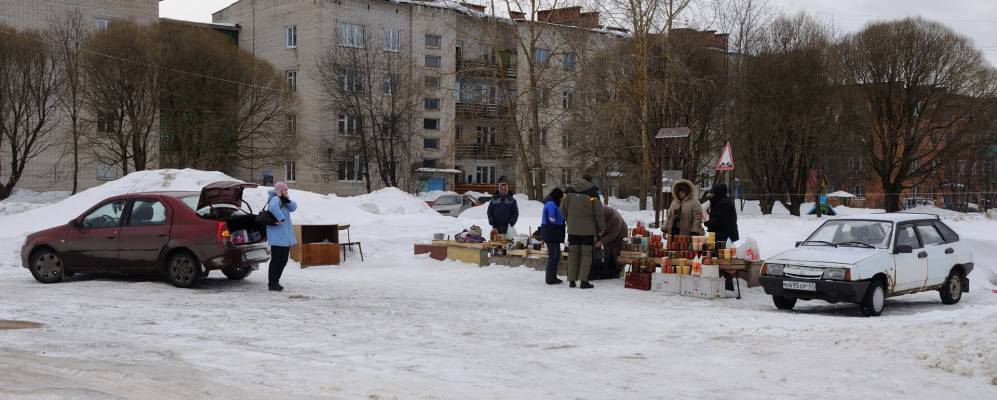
[20,182,271,288]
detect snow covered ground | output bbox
[1,169,995,399]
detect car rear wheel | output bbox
[772,295,797,310]
[222,266,252,280]
[29,249,65,284]
[939,270,963,305]
[860,280,886,317]
[167,252,202,288]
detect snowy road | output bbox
[1,254,994,399]
[1,170,995,399]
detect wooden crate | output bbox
[290,224,340,262]
[414,244,447,261]
[300,243,340,267]
[446,245,489,266]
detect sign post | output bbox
[716,142,735,186]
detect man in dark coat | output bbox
[487,182,519,235]
[705,183,739,243]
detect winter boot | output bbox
[580,281,594,289]
[569,281,576,288]
[547,278,563,285]
[269,284,284,291]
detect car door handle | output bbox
[945,248,954,254]
[156,234,168,237]
[918,251,928,259]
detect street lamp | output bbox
[651,127,690,229]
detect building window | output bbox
[424,138,440,150]
[424,75,441,89]
[852,185,865,199]
[476,126,496,145]
[424,98,441,111]
[384,28,400,52]
[536,87,549,108]
[285,113,296,137]
[286,25,297,48]
[562,90,574,109]
[476,166,496,184]
[96,18,110,30]
[338,114,359,136]
[540,129,548,147]
[425,55,441,68]
[424,118,439,130]
[561,168,572,184]
[563,52,576,71]
[383,74,399,95]
[561,132,571,148]
[958,160,966,175]
[422,159,438,168]
[534,48,550,65]
[286,70,297,92]
[425,34,442,49]
[337,157,362,181]
[285,161,297,183]
[339,70,364,92]
[338,23,365,48]
[96,162,116,180]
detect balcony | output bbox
[456,102,510,119]
[457,58,517,79]
[456,143,515,160]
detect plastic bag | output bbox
[734,238,760,261]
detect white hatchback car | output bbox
[759,213,973,316]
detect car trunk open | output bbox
[192,182,267,245]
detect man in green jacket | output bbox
[560,176,606,289]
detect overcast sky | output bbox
[159,0,997,66]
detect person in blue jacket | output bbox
[486,182,518,235]
[540,187,566,285]
[265,182,298,291]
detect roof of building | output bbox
[160,17,240,32]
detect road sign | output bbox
[716,142,734,171]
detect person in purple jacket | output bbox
[540,187,565,285]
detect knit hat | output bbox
[274,181,289,194]
[469,225,482,236]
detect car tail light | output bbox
[217,221,231,243]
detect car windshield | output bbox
[434,196,460,206]
[804,220,893,249]
[180,195,247,218]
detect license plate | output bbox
[245,249,269,260]
[783,281,816,291]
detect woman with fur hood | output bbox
[664,179,704,236]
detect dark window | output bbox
[127,200,167,226]
[425,34,442,49]
[425,75,441,89]
[916,224,945,246]
[424,98,441,110]
[425,55,441,68]
[424,138,440,149]
[933,221,959,243]
[424,118,439,130]
[422,159,438,168]
[895,225,922,249]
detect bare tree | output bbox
[82,21,158,176]
[47,9,87,194]
[316,24,423,193]
[159,21,296,173]
[839,17,997,212]
[729,13,836,215]
[0,26,61,200]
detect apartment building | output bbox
[212,0,621,196]
[0,0,160,192]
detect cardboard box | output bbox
[446,245,489,266]
[697,277,726,299]
[300,243,340,267]
[652,273,681,294]
[701,264,720,279]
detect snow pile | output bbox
[0,189,71,216]
[349,187,437,215]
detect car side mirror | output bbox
[894,245,913,254]
[795,241,802,248]
[69,218,81,228]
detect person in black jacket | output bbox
[705,183,739,243]
[487,182,519,235]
